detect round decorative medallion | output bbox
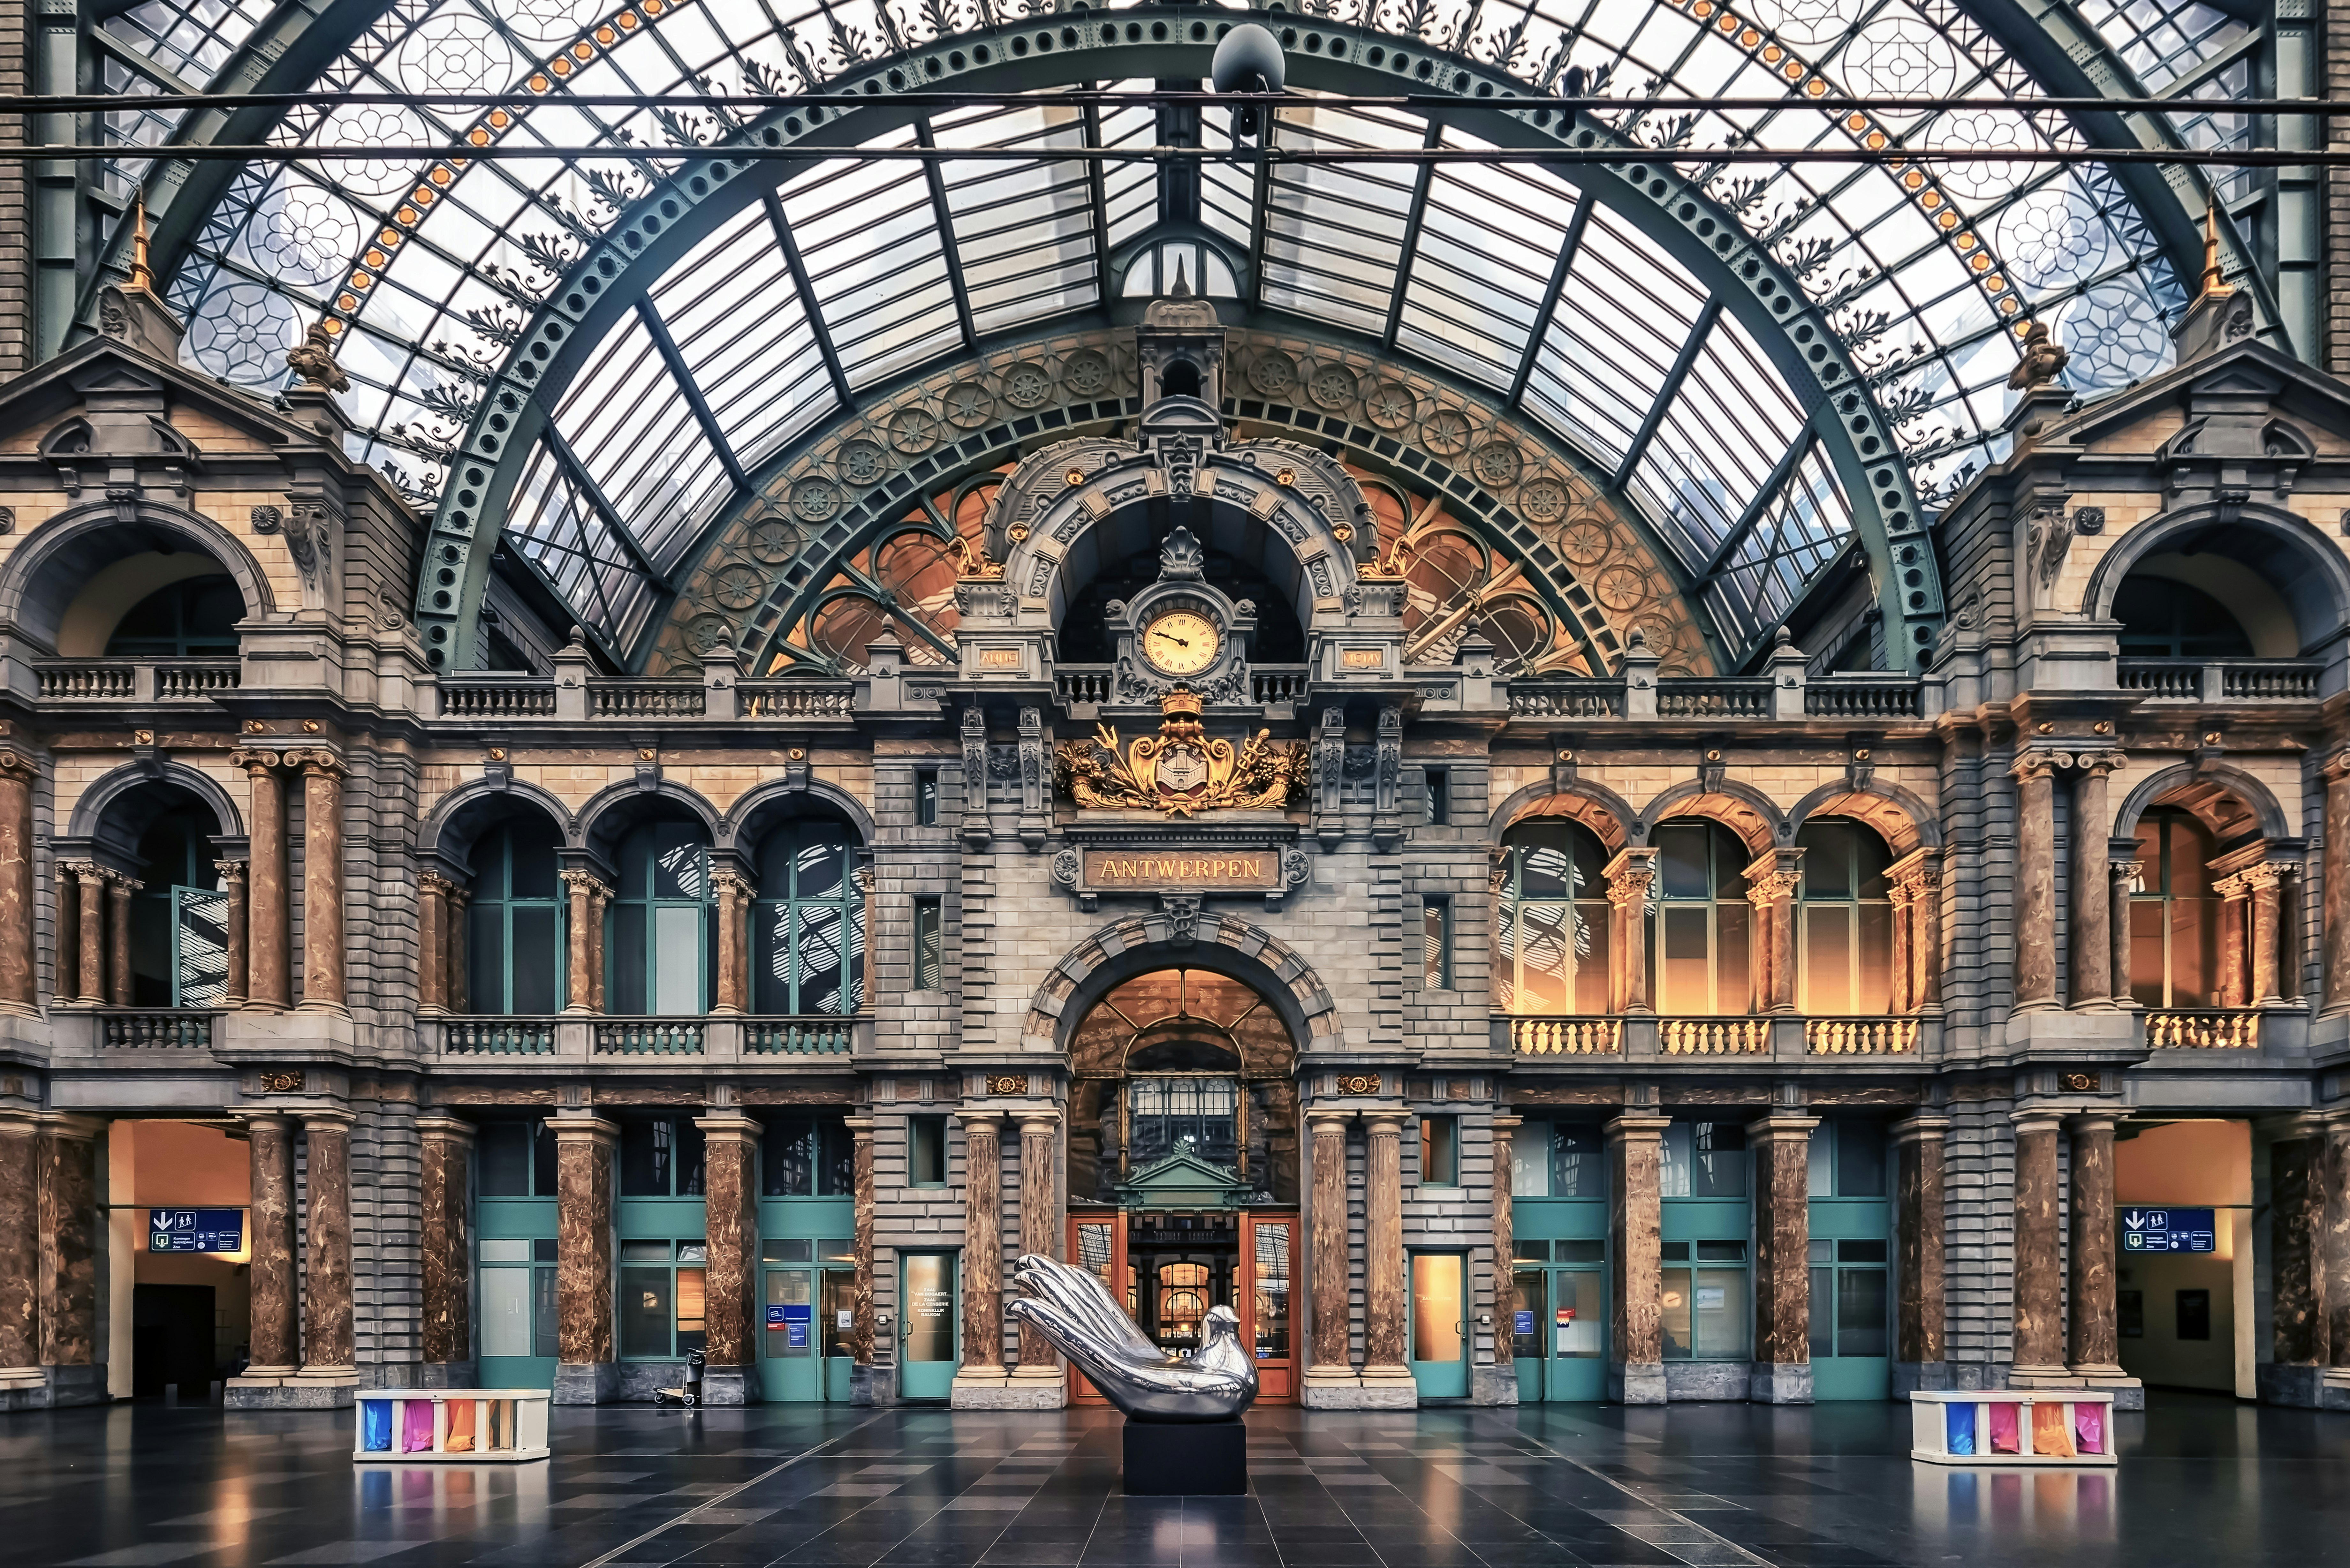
[942,380,995,428]
[1307,363,1359,411]
[1364,380,1417,429]
[685,614,735,655]
[1421,408,1472,455]
[712,563,765,611]
[1560,520,1612,568]
[888,405,941,454]
[789,477,840,521]
[746,516,802,566]
[1471,441,1523,489]
[1247,351,1298,397]
[1061,349,1112,397]
[1004,361,1053,409]
[1520,478,1568,522]
[1594,564,1650,612]
[834,438,888,486]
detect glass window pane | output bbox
[1253,1221,1292,1361]
[511,831,558,899]
[1805,907,1853,1014]
[533,1265,560,1358]
[1715,903,1750,1016]
[1663,907,1710,1012]
[1662,1267,1693,1359]
[481,1238,531,1264]
[480,1124,532,1197]
[675,1266,708,1354]
[1661,1123,1692,1199]
[1695,1267,1749,1360]
[1512,1269,1545,1359]
[1553,1125,1603,1199]
[1808,1130,1832,1198]
[533,1124,557,1198]
[621,1266,673,1358]
[1557,1272,1602,1356]
[469,905,506,1014]
[1557,1240,1604,1263]
[613,903,648,1015]
[1802,825,1853,898]
[1857,903,1894,1014]
[1808,1266,1833,1359]
[1692,1123,1747,1199]
[766,1117,813,1197]
[903,1255,955,1361]
[620,1121,667,1197]
[512,906,558,1014]
[1412,1254,1464,1362]
[1510,1124,1550,1198]
[1659,825,1710,898]
[653,905,702,1014]
[675,1121,706,1197]
[1836,1268,1888,1357]
[481,1268,531,1358]
[1836,1125,1887,1199]
[2130,899,2168,1006]
[2171,895,2214,1006]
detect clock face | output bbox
[1142,610,1219,676]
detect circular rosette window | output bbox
[1400,527,1570,674]
[872,529,964,643]
[806,591,953,673]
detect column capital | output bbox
[708,868,754,900]
[298,1108,357,1132]
[0,751,38,783]
[100,869,140,893]
[1885,845,1943,895]
[2010,1106,2070,1132]
[545,1113,621,1146]
[1889,1113,1952,1143]
[55,858,99,881]
[1604,1112,1673,1142]
[692,1112,764,1143]
[1491,1113,1524,1132]
[2241,861,2285,893]
[1359,1108,1412,1134]
[231,1109,298,1133]
[954,1109,1004,1133]
[414,1113,476,1146]
[228,748,284,774]
[2324,747,2350,783]
[559,870,612,899]
[34,1111,106,1141]
[1743,1112,1820,1142]
[1603,846,1656,905]
[2011,750,2061,782]
[418,870,459,898]
[1305,1106,1355,1129]
[214,858,249,884]
[844,1116,876,1138]
[2108,858,2145,882]
[2064,1110,2123,1136]
[285,748,347,780]
[1015,1108,1062,1131]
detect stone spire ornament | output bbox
[286,320,352,394]
[95,190,186,361]
[2172,198,2257,362]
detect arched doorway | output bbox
[1064,964,1300,1404]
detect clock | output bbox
[1142,610,1219,676]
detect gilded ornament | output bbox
[1053,689,1309,818]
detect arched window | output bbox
[1649,819,1752,1015]
[104,574,241,657]
[468,819,565,1014]
[1795,821,1894,1014]
[609,818,712,1015]
[1494,820,1611,1014]
[2128,808,2220,1007]
[752,819,865,1016]
[2114,577,2255,659]
[128,806,222,1007]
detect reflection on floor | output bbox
[2,1392,2343,1568]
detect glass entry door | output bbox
[1240,1215,1296,1403]
[762,1264,817,1402]
[1067,1214,1127,1406]
[477,1237,557,1388]
[898,1251,959,1400]
[1408,1251,1470,1399]
[1510,1243,1607,1401]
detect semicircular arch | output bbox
[1785,778,1945,855]
[68,758,246,848]
[2083,499,2350,658]
[1490,778,1639,853]
[1637,779,1786,856]
[2113,761,2292,845]
[1022,911,1338,1059]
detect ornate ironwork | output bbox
[1053,689,1308,818]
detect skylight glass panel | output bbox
[1519,206,1709,470]
[1703,440,1853,650]
[1395,139,1582,392]
[1631,311,1813,569]
[1099,97,1161,248]
[2074,0,2251,91]
[934,104,1100,336]
[1257,104,1425,338]
[551,310,729,567]
[646,202,833,476]
[102,0,275,84]
[778,135,960,390]
[504,441,661,653]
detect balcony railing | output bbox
[2116,659,2321,703]
[1055,665,1112,704]
[1806,1016,1919,1054]
[1656,680,1773,720]
[590,681,704,718]
[443,1016,558,1055]
[35,659,240,702]
[746,1017,856,1054]
[1509,680,1626,719]
[739,682,855,718]
[593,1019,705,1055]
[1510,1016,1622,1055]
[437,677,557,718]
[99,1009,217,1047]
[1251,666,1310,705]
[1659,1017,1772,1054]
[2144,1009,2262,1049]
[1805,677,1922,719]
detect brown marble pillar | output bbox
[299,1113,356,1376]
[2013,756,2059,1009]
[1886,880,1914,1014]
[2272,1125,2326,1374]
[954,1113,1005,1390]
[1605,848,1656,1014]
[1914,858,1944,1009]
[709,871,749,1014]
[2217,877,2250,1006]
[38,1116,102,1379]
[1015,1112,1062,1380]
[216,860,249,1009]
[417,874,450,1014]
[1893,1115,1949,1387]
[1748,1114,1818,1402]
[69,864,104,1006]
[1361,1110,1412,1395]
[105,873,137,1006]
[1303,1109,1355,1395]
[0,1113,37,1376]
[695,1113,761,1402]
[2109,859,2141,1009]
[54,862,79,1005]
[417,1116,474,1380]
[2326,753,2350,1015]
[561,872,598,1014]
[0,755,35,1016]
[295,754,346,1013]
[2066,1113,2123,1377]
[846,1117,876,1374]
[2325,1115,2350,1374]
[2069,763,2115,1007]
[1740,851,1803,1013]
[551,1116,618,1402]
[446,889,471,1014]
[2248,864,2285,1006]
[2010,1110,2067,1377]
[587,884,609,1014]
[1607,1113,1669,1403]
[243,1116,299,1374]
[235,751,290,1010]
[1492,1113,1520,1370]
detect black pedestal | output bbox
[1123,1418,1248,1495]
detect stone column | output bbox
[2012,754,2059,1009]
[446,889,471,1013]
[2269,1121,2327,1404]
[417,874,450,1014]
[0,1113,34,1390]
[1886,878,1914,1014]
[1607,1112,1670,1404]
[709,870,749,1014]
[417,1115,475,1387]
[2324,1115,2350,1384]
[239,1116,299,1382]
[36,1116,102,1404]
[551,1115,619,1404]
[2009,1109,2068,1379]
[846,1116,877,1401]
[53,862,79,1005]
[0,754,35,1016]
[216,860,248,1009]
[694,1113,761,1405]
[2069,761,2116,1007]
[588,884,610,1013]
[2248,864,2286,1006]
[1605,848,1656,1014]
[1302,1108,1357,1403]
[561,872,600,1014]
[2066,1113,2132,1401]
[1492,1113,1520,1373]
[68,863,104,1006]
[2325,752,2350,1014]
[2217,876,2250,1006]
[1360,1110,1414,1401]
[1914,857,1944,1009]
[298,1112,357,1384]
[1892,1115,1950,1394]
[294,753,346,1013]
[104,872,137,1006]
[1742,853,1802,1013]
[235,750,290,1011]
[1014,1111,1063,1389]
[1747,1113,1819,1403]
[2108,858,2142,1009]
[951,1113,1006,1401]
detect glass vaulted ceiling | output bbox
[137,0,2216,661]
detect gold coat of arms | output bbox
[1053,689,1309,817]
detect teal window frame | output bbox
[2128,808,2221,1008]
[1420,1114,1459,1186]
[1421,896,1453,990]
[129,806,223,1007]
[752,820,865,1016]
[1649,819,1753,1016]
[1807,1121,1891,1365]
[1424,768,1450,825]
[1495,820,1612,1014]
[913,770,940,827]
[761,1112,854,1197]
[608,819,712,1016]
[477,1120,560,1375]
[103,573,241,657]
[1660,1119,1751,1363]
[1510,1121,1606,1200]
[618,1238,708,1360]
[1793,820,1895,1015]
[467,819,567,1015]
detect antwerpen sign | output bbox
[1084,849,1282,892]
[1052,827,1309,913]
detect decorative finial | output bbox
[1170,256,1192,298]
[2005,320,2069,392]
[1626,625,1648,651]
[128,192,154,292]
[2199,200,2235,299]
[285,319,351,394]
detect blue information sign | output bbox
[1513,1311,1535,1335]
[765,1304,789,1326]
[2119,1206,2216,1253]
[149,1208,243,1254]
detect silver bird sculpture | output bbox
[1004,1253,1258,1422]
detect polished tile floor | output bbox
[4,1392,2346,1568]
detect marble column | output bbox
[1303,1109,1357,1401]
[0,1113,34,1389]
[36,1117,101,1401]
[952,1113,1006,1399]
[235,750,290,1010]
[2248,864,2286,1006]
[2013,755,2059,1009]
[695,1113,761,1405]
[2066,1113,2130,1395]
[105,873,137,1006]
[561,872,600,1014]
[588,884,609,1013]
[2271,1124,2326,1397]
[1607,1112,1670,1404]
[2064,761,2114,1007]
[1747,1114,1818,1403]
[1492,1113,1520,1374]
[69,864,104,1006]
[1360,1111,1414,1399]
[551,1116,619,1404]
[1014,1112,1063,1385]
[216,860,249,1009]
[0,754,35,1016]
[53,862,79,1005]
[2324,1115,2350,1382]
[2217,877,2250,1006]
[709,871,750,1014]
[242,1117,299,1376]
[298,1113,356,1381]
[1605,848,1657,1014]
[1886,879,1914,1014]
[2009,1110,2067,1379]
[417,874,450,1014]
[846,1116,877,1398]
[417,1115,475,1386]
[446,889,471,1013]
[1892,1115,1950,1394]
[2108,859,2142,1009]
[1914,858,1944,1009]
[295,754,346,1013]
[2326,752,2350,1014]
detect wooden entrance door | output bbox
[1066,1211,1128,1406]
[1239,1212,1298,1402]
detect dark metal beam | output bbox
[912,119,979,351]
[1380,119,1446,351]
[1689,425,1820,587]
[536,416,667,587]
[1082,100,1115,305]
[1613,298,1722,490]
[761,187,853,407]
[633,298,748,490]
[1505,192,1588,410]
